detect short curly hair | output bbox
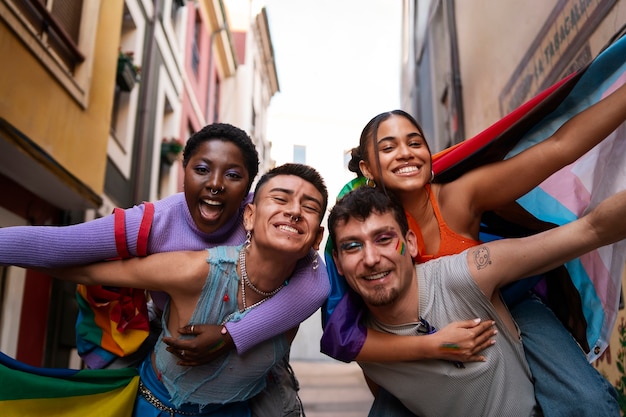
[182,123,260,193]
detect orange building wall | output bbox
[0,0,124,197]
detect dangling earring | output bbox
[430,170,435,183]
[312,257,319,271]
[366,178,377,188]
[244,230,251,250]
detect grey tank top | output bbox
[361,252,540,417]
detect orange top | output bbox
[406,184,481,263]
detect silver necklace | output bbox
[239,248,285,298]
[238,248,284,310]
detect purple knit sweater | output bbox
[0,192,329,353]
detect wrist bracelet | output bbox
[207,339,225,354]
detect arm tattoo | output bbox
[472,246,492,270]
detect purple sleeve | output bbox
[225,250,330,354]
[319,290,368,362]
[0,204,150,268]
[0,216,119,268]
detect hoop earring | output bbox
[366,178,376,188]
[244,231,251,250]
[430,170,435,183]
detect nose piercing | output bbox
[210,186,224,195]
[290,215,300,222]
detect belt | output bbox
[138,380,203,416]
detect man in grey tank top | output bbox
[327,186,626,417]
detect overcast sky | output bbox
[261,1,403,359]
[263,0,403,199]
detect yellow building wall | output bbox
[0,0,124,197]
[594,269,626,392]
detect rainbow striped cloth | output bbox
[324,31,626,362]
[75,284,151,369]
[0,351,138,416]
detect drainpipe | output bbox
[445,0,465,144]
[206,25,227,123]
[133,0,162,203]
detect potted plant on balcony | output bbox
[161,137,184,165]
[117,50,141,92]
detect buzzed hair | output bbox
[253,163,329,220]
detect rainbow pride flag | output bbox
[323,31,626,362]
[75,284,150,369]
[0,351,138,416]
[75,203,155,369]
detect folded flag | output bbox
[0,351,138,416]
[75,203,155,369]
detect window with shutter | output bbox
[0,0,100,105]
[11,0,85,71]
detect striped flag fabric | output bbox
[75,283,150,369]
[0,351,138,416]
[496,33,626,362]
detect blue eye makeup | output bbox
[339,241,363,252]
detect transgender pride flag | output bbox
[323,31,626,363]
[434,31,626,362]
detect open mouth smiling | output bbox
[363,271,390,281]
[277,224,300,234]
[201,198,222,206]
[393,165,420,175]
[198,198,223,221]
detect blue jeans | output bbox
[510,295,620,417]
[135,355,251,416]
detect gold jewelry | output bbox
[366,177,376,188]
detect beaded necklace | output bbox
[238,248,284,310]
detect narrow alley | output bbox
[292,360,373,417]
